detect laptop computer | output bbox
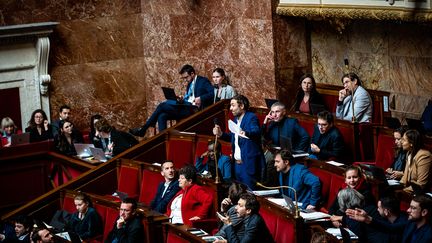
[11,133,30,146]
[357,164,388,185]
[89,147,109,162]
[265,98,278,109]
[162,87,178,101]
[73,143,94,158]
[310,104,326,115]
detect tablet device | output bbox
[11,133,30,145]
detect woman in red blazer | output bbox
[166,165,214,226]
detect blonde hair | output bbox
[1,117,17,132]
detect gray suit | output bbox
[336,85,372,123]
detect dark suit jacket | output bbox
[110,129,138,156]
[185,75,214,109]
[309,125,345,161]
[225,213,274,243]
[150,180,180,214]
[66,207,102,240]
[221,111,265,189]
[25,125,53,143]
[105,215,144,243]
[263,117,310,152]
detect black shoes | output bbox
[129,127,146,137]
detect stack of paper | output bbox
[325,228,358,239]
[252,190,279,196]
[300,211,330,221]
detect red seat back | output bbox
[374,132,395,169]
[62,195,76,213]
[103,207,118,242]
[117,165,140,199]
[328,174,345,211]
[166,137,194,168]
[297,119,315,137]
[138,168,165,205]
[309,168,332,209]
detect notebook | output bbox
[89,147,109,162]
[162,87,177,101]
[73,143,94,158]
[11,133,30,145]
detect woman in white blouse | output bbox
[212,68,236,103]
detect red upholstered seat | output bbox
[297,119,315,137]
[321,94,338,114]
[309,168,332,209]
[328,174,345,212]
[166,137,194,168]
[337,125,356,161]
[103,207,118,242]
[62,194,76,213]
[260,205,295,242]
[138,168,164,205]
[117,165,140,199]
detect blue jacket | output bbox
[309,125,345,161]
[184,75,214,109]
[195,154,232,181]
[278,163,321,209]
[221,111,265,190]
[150,180,180,214]
[264,117,310,152]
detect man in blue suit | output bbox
[263,102,310,152]
[130,64,214,136]
[213,95,265,190]
[150,160,180,214]
[274,149,321,210]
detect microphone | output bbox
[256,182,300,218]
[213,117,221,183]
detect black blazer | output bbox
[150,180,180,214]
[105,215,144,243]
[110,129,138,156]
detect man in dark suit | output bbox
[308,111,345,161]
[263,102,310,152]
[216,193,274,243]
[51,105,71,138]
[150,160,180,214]
[105,198,144,243]
[130,64,214,137]
[213,95,265,190]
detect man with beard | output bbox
[213,95,265,190]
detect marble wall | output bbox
[311,20,432,121]
[0,0,289,134]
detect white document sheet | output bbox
[228,120,249,139]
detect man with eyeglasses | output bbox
[130,64,213,137]
[105,198,144,243]
[308,110,345,161]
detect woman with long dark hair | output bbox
[55,120,84,156]
[293,74,326,115]
[25,109,53,143]
[400,129,432,193]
